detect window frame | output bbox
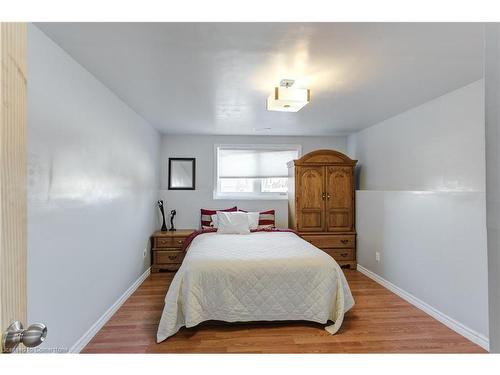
[213,143,302,200]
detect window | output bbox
[214,145,301,199]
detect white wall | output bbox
[350,80,485,192]
[485,24,500,353]
[159,135,347,229]
[27,25,160,352]
[348,79,489,347]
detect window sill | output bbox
[213,193,288,201]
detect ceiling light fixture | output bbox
[266,79,310,112]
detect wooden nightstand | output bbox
[151,229,196,272]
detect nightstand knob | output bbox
[168,255,176,260]
[341,239,349,244]
[177,240,183,244]
[341,252,348,257]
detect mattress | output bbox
[156,231,354,342]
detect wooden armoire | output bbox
[288,149,357,269]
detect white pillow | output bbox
[210,214,219,228]
[217,211,250,234]
[247,212,260,230]
[212,212,257,230]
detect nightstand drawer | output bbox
[155,237,186,248]
[154,250,185,264]
[322,248,355,261]
[301,234,355,248]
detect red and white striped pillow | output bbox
[239,209,276,229]
[200,206,237,229]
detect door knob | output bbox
[2,321,47,353]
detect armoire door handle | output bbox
[327,193,331,200]
[322,192,326,200]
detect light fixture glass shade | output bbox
[266,87,310,112]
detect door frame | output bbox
[0,22,27,353]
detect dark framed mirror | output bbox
[168,158,196,190]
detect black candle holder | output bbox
[169,209,177,231]
[158,200,168,232]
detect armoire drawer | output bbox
[321,248,355,261]
[154,250,185,264]
[301,234,355,248]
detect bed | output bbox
[156,230,354,342]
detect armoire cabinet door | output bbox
[297,166,325,231]
[325,166,353,232]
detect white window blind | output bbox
[218,148,299,179]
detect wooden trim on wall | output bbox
[0,22,27,345]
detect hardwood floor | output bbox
[82,270,486,353]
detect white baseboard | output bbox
[356,264,489,351]
[69,267,151,353]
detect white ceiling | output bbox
[35,23,484,136]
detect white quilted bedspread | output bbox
[156,231,354,342]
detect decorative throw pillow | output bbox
[239,209,276,229]
[200,206,237,229]
[216,211,250,234]
[256,209,276,229]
